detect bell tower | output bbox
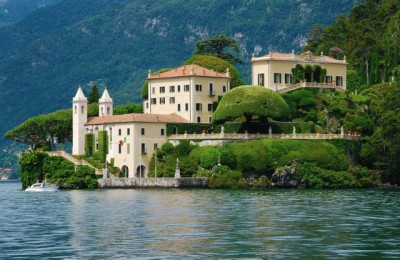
[72,86,87,155]
[99,87,113,117]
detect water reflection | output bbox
[1,182,400,258]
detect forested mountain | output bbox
[305,0,400,89]
[0,0,362,169]
[0,0,62,27]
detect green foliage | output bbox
[194,35,243,65]
[43,156,98,189]
[96,131,108,162]
[209,165,246,189]
[113,103,143,114]
[212,85,290,124]
[166,123,211,135]
[305,0,400,86]
[184,55,244,88]
[19,151,49,189]
[88,85,100,104]
[85,134,94,156]
[5,109,72,150]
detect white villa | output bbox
[72,51,347,177]
[72,87,189,178]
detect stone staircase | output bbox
[47,150,108,176]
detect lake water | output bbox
[1,181,400,259]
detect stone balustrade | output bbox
[277,82,344,93]
[168,132,361,141]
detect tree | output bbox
[184,55,244,88]
[212,85,289,124]
[88,85,100,104]
[5,109,72,150]
[194,35,243,65]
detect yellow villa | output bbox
[143,64,231,123]
[251,51,347,92]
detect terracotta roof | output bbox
[251,51,347,65]
[85,113,190,125]
[148,64,229,79]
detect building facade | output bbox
[143,64,231,123]
[251,51,347,91]
[72,88,189,178]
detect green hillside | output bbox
[0,0,362,169]
[0,0,62,28]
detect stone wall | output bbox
[98,177,208,189]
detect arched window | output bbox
[74,105,77,114]
[81,105,85,114]
[107,107,110,115]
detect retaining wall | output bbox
[98,177,208,189]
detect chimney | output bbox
[291,49,295,59]
[148,69,151,78]
[226,68,230,77]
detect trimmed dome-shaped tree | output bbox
[184,55,244,88]
[212,85,290,124]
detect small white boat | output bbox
[25,183,59,192]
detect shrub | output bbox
[209,165,245,188]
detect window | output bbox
[141,128,145,136]
[184,85,190,92]
[196,103,202,111]
[161,128,165,136]
[197,116,201,123]
[152,87,155,94]
[185,103,189,111]
[109,128,113,142]
[208,103,213,111]
[326,76,333,83]
[223,86,227,93]
[81,106,85,114]
[160,97,165,104]
[160,86,165,93]
[274,73,281,83]
[127,128,130,135]
[177,85,181,92]
[151,98,157,104]
[169,97,175,104]
[141,143,146,154]
[177,104,181,111]
[118,129,122,136]
[154,143,158,150]
[169,85,175,92]
[127,143,130,154]
[195,84,202,91]
[258,73,265,86]
[336,76,343,87]
[107,107,110,115]
[209,117,212,123]
[118,143,122,154]
[74,105,77,114]
[285,74,292,84]
[146,102,149,109]
[209,83,214,96]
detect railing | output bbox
[47,150,103,175]
[168,132,361,141]
[277,82,344,93]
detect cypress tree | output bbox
[88,85,100,104]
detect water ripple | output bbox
[1,182,400,258]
